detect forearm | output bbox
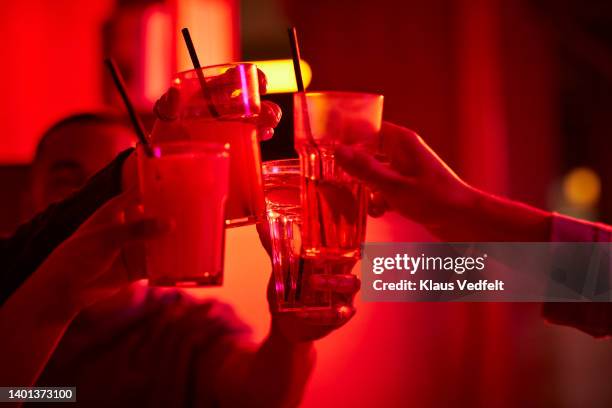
[432,186,553,242]
[0,148,133,306]
[0,270,78,387]
[217,323,316,408]
[541,213,611,337]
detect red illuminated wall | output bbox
[0,0,113,164]
[0,0,240,164]
[0,1,609,407]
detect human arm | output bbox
[210,327,316,408]
[205,224,360,407]
[542,214,612,337]
[0,148,134,306]
[338,121,612,338]
[211,271,359,408]
[336,121,555,242]
[0,192,168,387]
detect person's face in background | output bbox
[31,121,134,212]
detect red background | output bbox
[0,0,610,407]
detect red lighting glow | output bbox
[143,5,173,105]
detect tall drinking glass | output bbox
[262,159,331,311]
[173,63,265,227]
[138,141,229,287]
[294,91,384,261]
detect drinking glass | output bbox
[138,141,229,286]
[262,159,331,311]
[293,91,384,260]
[173,63,264,227]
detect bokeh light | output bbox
[562,167,601,207]
[247,59,312,93]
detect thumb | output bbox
[73,192,169,258]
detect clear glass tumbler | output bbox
[293,91,384,261]
[263,159,331,311]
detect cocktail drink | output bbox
[138,141,229,286]
[173,63,265,227]
[262,159,331,311]
[293,91,384,261]
[186,120,263,225]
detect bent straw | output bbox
[104,58,154,157]
[181,28,220,118]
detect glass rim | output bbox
[138,141,230,157]
[262,158,300,173]
[297,90,383,100]
[175,62,256,79]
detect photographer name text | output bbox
[370,253,505,293]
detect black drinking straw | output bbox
[104,58,153,157]
[181,28,220,118]
[287,27,319,154]
[288,27,328,301]
[288,27,305,92]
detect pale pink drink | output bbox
[186,120,263,226]
[138,142,229,286]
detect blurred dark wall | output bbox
[500,1,560,208]
[281,0,460,168]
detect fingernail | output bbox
[259,128,274,141]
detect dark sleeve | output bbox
[0,148,134,306]
[541,213,612,337]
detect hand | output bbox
[0,191,168,387]
[256,223,361,343]
[121,69,282,192]
[152,68,282,142]
[35,190,169,312]
[336,121,477,235]
[268,263,361,343]
[337,121,555,242]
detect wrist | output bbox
[463,186,553,242]
[32,250,99,320]
[14,270,81,326]
[269,317,315,351]
[425,182,482,241]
